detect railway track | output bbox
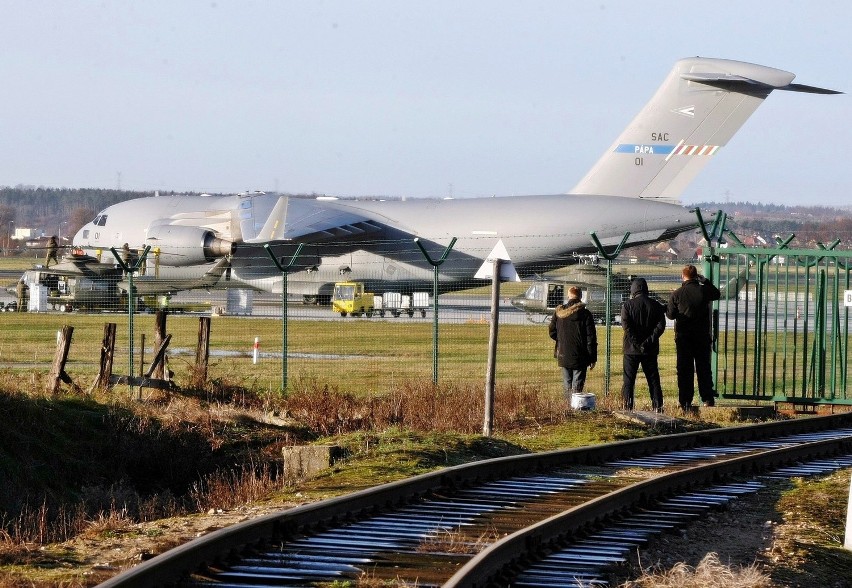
[98,413,852,588]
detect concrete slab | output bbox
[613,410,681,427]
[282,445,344,480]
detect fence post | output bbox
[263,243,303,395]
[414,237,457,385]
[92,322,117,392]
[110,245,151,399]
[589,231,630,396]
[152,310,168,380]
[193,316,211,389]
[483,258,502,437]
[48,325,74,394]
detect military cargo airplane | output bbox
[71,57,838,303]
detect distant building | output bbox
[12,227,41,240]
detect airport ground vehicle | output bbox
[331,281,375,317]
[331,282,430,318]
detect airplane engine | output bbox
[145,225,235,266]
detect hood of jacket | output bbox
[555,299,586,319]
[630,277,649,298]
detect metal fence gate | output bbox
[705,222,852,406]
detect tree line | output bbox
[0,186,207,241]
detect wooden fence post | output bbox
[92,323,117,391]
[152,310,168,380]
[193,316,211,389]
[48,325,74,394]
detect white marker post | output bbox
[252,337,259,364]
[845,475,852,551]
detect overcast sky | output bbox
[2,1,849,206]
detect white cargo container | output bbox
[378,292,407,317]
[411,292,430,317]
[376,291,430,317]
[226,288,254,315]
[28,285,49,312]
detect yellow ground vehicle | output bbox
[331,281,374,317]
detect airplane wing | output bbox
[247,196,385,243]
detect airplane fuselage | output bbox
[72,192,697,296]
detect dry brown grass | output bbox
[0,501,86,546]
[283,379,566,436]
[416,525,502,554]
[79,509,134,539]
[188,461,284,512]
[620,552,773,588]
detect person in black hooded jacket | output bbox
[620,277,666,411]
[549,286,597,401]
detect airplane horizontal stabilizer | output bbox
[681,72,841,94]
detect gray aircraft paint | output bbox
[72,57,838,298]
[570,57,839,202]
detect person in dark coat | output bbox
[666,264,721,410]
[620,277,666,411]
[549,286,598,400]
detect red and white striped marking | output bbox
[665,139,720,161]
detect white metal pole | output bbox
[845,474,852,551]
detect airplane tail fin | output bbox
[568,57,840,203]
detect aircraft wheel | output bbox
[420,310,427,318]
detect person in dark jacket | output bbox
[620,277,666,411]
[549,286,598,400]
[666,264,721,410]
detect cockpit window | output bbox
[93,214,108,227]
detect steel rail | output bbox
[96,412,852,588]
[445,435,852,587]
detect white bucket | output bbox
[570,392,596,410]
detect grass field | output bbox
[0,312,695,411]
